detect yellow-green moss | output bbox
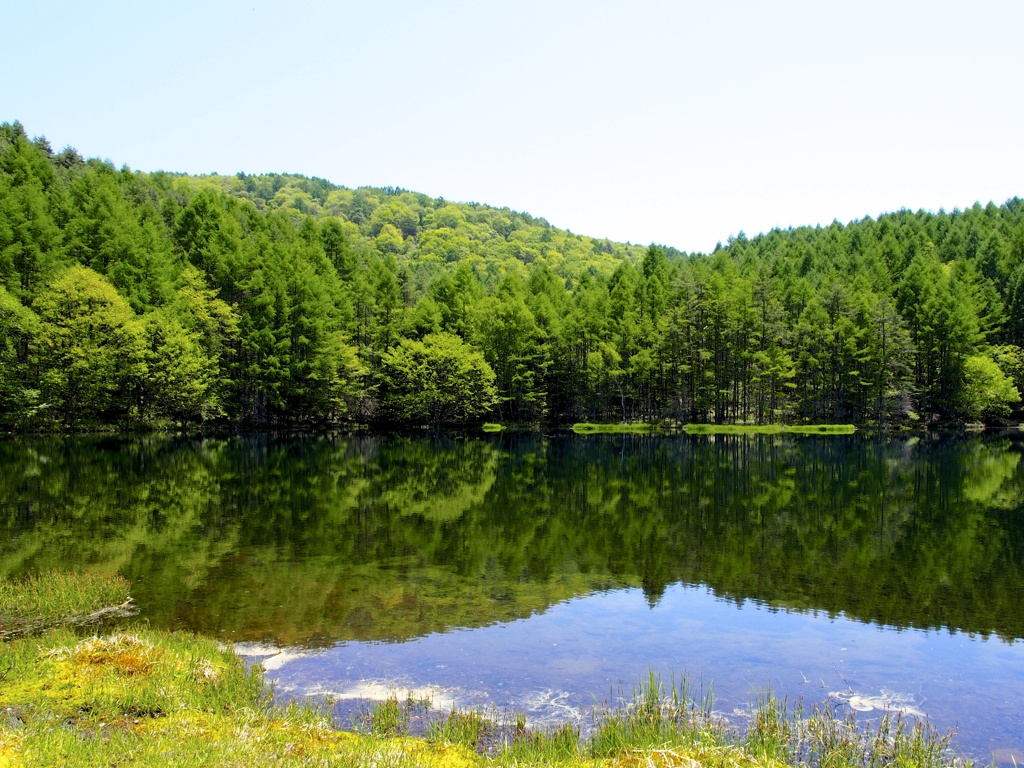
[0,628,261,723]
[0,628,478,768]
[2,710,479,767]
[0,628,788,768]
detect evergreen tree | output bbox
[0,284,40,426]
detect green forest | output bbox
[1,120,1022,430]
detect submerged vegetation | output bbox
[1,121,1023,431]
[0,574,968,768]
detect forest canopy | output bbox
[1,120,1022,430]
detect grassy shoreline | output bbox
[571,422,662,434]
[0,571,136,640]
[571,422,857,436]
[0,573,970,767]
[683,423,857,435]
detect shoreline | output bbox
[0,573,976,767]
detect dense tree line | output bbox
[1,121,1021,429]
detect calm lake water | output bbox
[2,432,1023,761]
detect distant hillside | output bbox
[181,170,661,288]
[1,121,1022,430]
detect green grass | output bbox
[0,571,134,639]
[481,422,504,432]
[588,674,719,759]
[426,708,493,750]
[571,423,857,436]
[0,574,969,768]
[500,721,582,764]
[684,423,856,435]
[784,424,857,435]
[0,626,477,768]
[572,422,661,435]
[369,695,411,736]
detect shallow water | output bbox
[2,431,1023,761]
[242,583,1024,759]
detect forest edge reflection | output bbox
[1,431,1023,647]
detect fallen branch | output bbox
[0,598,137,641]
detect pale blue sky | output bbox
[6,1,1023,253]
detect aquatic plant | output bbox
[370,695,411,737]
[427,708,493,750]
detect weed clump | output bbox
[0,571,133,639]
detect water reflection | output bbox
[4,431,1024,758]
[240,583,1024,763]
[3,432,1023,644]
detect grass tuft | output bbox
[0,571,134,639]
[427,707,493,750]
[369,695,410,737]
[502,721,582,764]
[589,674,719,760]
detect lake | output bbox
[1,431,1023,762]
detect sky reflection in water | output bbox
[249,583,1024,760]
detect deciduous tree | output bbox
[378,332,496,426]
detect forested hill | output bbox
[1,121,1022,430]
